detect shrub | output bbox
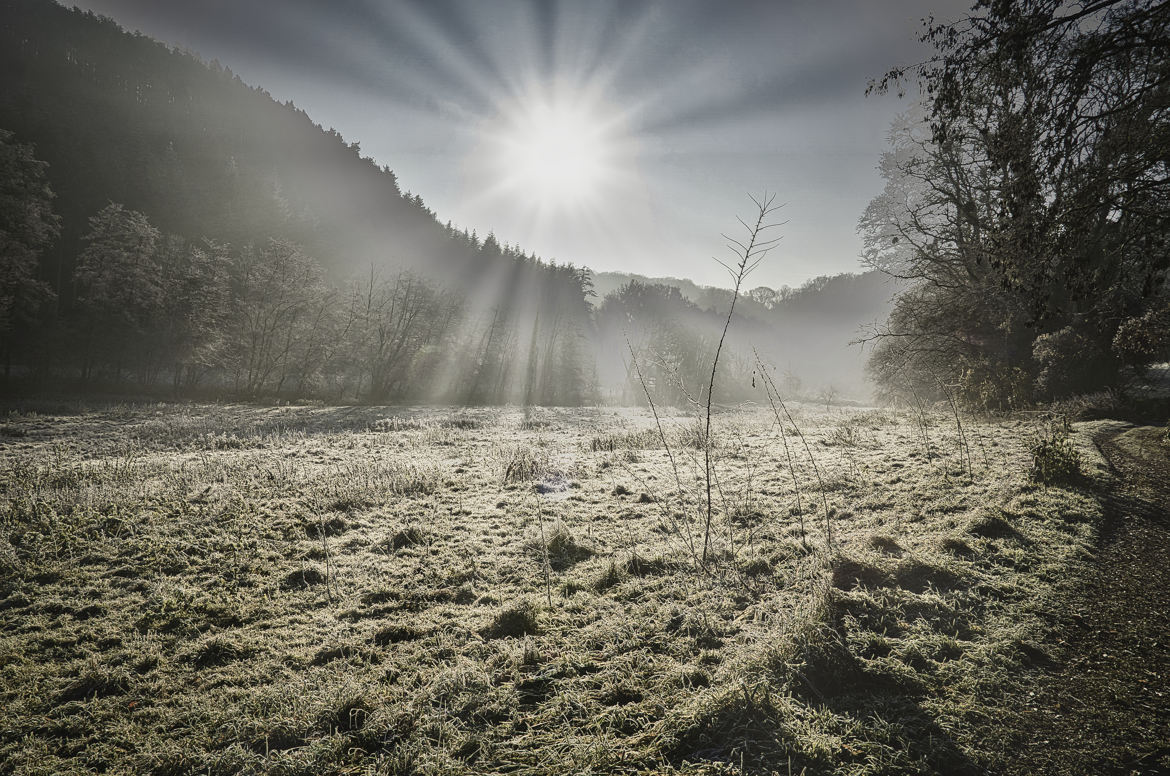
[1033,327,1112,399]
[1112,307,1170,367]
[957,362,1032,412]
[1029,428,1081,485]
[1048,390,1120,421]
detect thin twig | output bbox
[627,337,699,567]
[701,194,785,564]
[755,351,833,550]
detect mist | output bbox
[0,0,897,406]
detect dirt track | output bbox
[990,425,1170,775]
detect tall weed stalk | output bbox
[755,350,833,550]
[700,194,784,564]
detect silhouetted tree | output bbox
[155,237,234,390]
[596,281,709,407]
[73,203,162,382]
[0,129,59,379]
[229,239,324,397]
[352,270,452,401]
[866,0,1169,403]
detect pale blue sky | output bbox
[72,0,971,290]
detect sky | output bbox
[71,0,971,291]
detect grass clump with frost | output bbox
[1030,430,1083,485]
[0,401,1117,775]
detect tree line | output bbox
[3,127,777,405]
[1,137,605,403]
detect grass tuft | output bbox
[594,560,624,591]
[282,564,326,589]
[524,519,591,569]
[189,635,252,669]
[373,624,423,646]
[589,429,660,452]
[317,689,372,734]
[499,445,548,483]
[483,599,540,639]
[740,554,773,577]
[55,664,131,704]
[831,555,890,590]
[443,415,483,430]
[894,558,962,593]
[867,533,903,556]
[624,551,668,577]
[387,524,426,551]
[307,515,348,537]
[939,535,975,557]
[967,509,1021,540]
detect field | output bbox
[0,401,1123,774]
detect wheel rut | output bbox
[990,425,1170,775]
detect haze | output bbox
[69,0,968,290]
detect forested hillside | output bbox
[0,0,481,286]
[592,270,897,400]
[0,0,603,403]
[0,0,884,404]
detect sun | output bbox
[495,97,615,212]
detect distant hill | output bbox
[744,271,901,401]
[593,270,899,400]
[593,272,716,307]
